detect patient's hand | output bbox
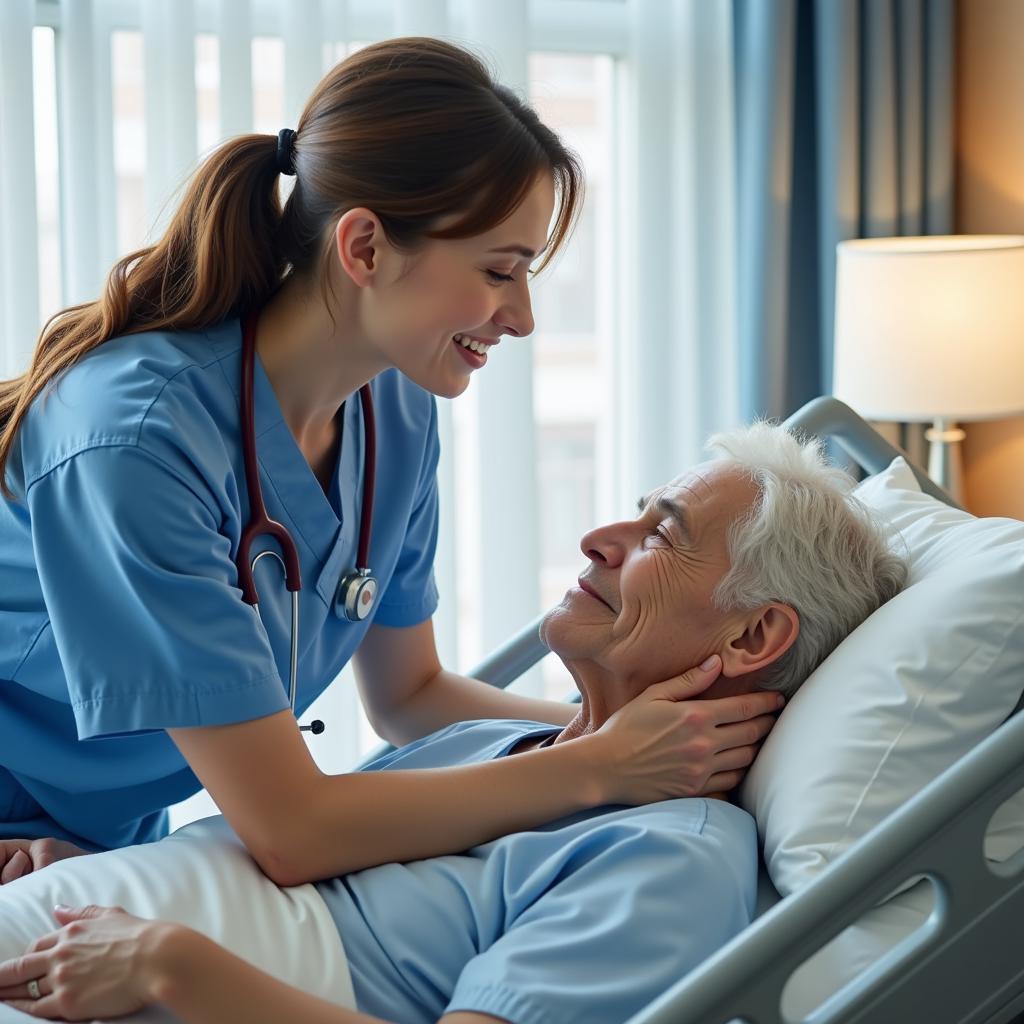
[0,838,88,884]
[0,905,175,1020]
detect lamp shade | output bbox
[832,235,1024,421]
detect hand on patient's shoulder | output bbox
[0,838,89,884]
[596,655,784,805]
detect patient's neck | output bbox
[514,660,638,753]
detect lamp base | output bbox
[924,418,966,505]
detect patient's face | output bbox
[541,461,758,691]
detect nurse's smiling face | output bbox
[340,172,555,399]
[540,462,764,698]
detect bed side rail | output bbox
[467,615,549,687]
[627,705,1024,1024]
[784,396,957,507]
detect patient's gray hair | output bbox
[707,422,907,698]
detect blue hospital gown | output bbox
[0,318,440,850]
[317,720,758,1024]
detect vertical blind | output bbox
[1,0,740,825]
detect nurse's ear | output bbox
[333,208,385,287]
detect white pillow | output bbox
[740,456,1024,897]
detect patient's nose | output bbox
[580,523,626,568]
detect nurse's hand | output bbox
[0,838,88,885]
[595,654,785,805]
[0,905,174,1020]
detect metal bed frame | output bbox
[456,397,1024,1024]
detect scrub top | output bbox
[0,317,440,851]
[318,719,758,1024]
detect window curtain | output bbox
[733,0,955,455]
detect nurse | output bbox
[0,37,782,886]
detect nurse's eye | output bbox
[485,270,515,283]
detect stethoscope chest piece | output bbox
[336,569,379,621]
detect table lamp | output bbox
[832,235,1024,503]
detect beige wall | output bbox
[957,0,1024,517]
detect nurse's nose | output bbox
[494,282,535,339]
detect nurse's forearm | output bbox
[380,669,575,747]
[276,737,606,884]
[149,925,391,1024]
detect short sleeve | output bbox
[445,806,757,1024]
[27,445,289,740]
[372,397,440,628]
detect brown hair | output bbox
[0,36,583,499]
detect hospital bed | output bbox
[454,397,1024,1024]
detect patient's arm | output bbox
[0,906,497,1024]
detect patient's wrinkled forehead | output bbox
[651,461,758,539]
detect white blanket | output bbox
[0,816,355,1023]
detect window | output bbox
[33,27,60,326]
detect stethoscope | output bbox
[234,309,379,734]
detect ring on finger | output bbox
[27,978,42,1000]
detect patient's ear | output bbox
[720,604,799,678]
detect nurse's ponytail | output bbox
[0,135,287,499]
[0,36,583,499]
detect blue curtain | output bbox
[733,0,955,421]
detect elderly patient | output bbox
[0,424,906,1024]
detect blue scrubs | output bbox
[0,318,440,850]
[318,720,758,1024]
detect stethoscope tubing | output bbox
[234,309,377,734]
[237,311,303,605]
[250,549,300,712]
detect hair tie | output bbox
[275,128,297,176]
